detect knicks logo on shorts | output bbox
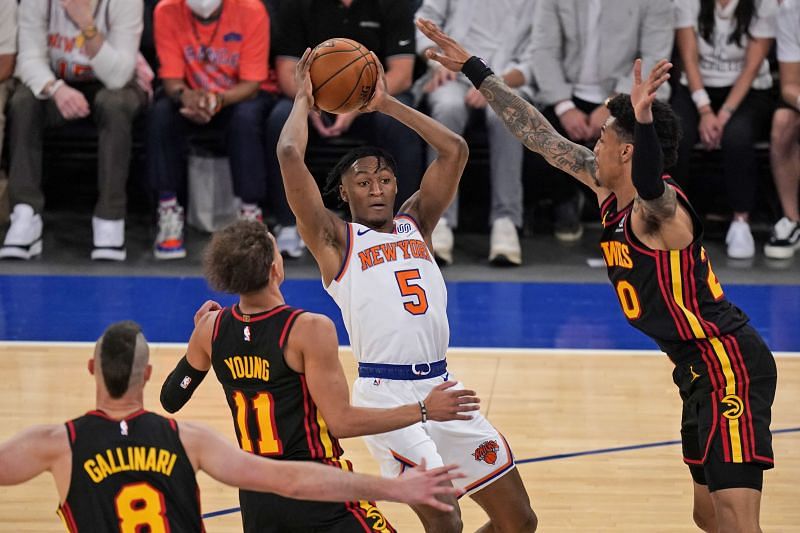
[721,394,744,420]
[473,440,500,465]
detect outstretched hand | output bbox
[630,59,671,124]
[424,381,480,421]
[394,459,465,511]
[415,18,471,73]
[295,47,315,109]
[360,52,387,113]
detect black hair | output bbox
[203,220,274,294]
[323,146,398,206]
[99,321,142,399]
[606,94,682,169]
[698,0,755,47]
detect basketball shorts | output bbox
[672,325,777,492]
[239,459,394,533]
[352,373,516,497]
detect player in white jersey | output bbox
[277,49,537,532]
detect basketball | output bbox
[310,38,378,114]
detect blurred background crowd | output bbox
[0,0,798,267]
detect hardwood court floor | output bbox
[0,345,797,532]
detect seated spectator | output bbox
[765,0,800,258]
[266,0,423,233]
[0,0,16,185]
[415,0,536,266]
[1,0,146,261]
[672,0,777,259]
[529,0,674,243]
[149,0,286,260]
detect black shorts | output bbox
[672,325,777,492]
[239,459,395,533]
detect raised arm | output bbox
[160,301,217,413]
[286,313,479,439]
[415,18,605,200]
[628,59,694,250]
[179,420,463,511]
[276,48,347,284]
[362,58,468,239]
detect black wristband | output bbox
[160,355,208,413]
[461,56,494,89]
[172,87,185,106]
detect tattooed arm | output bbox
[415,18,608,202]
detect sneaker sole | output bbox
[433,251,453,266]
[0,240,43,260]
[154,249,187,260]
[764,243,800,260]
[92,248,127,261]
[555,227,584,242]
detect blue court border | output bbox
[200,426,800,520]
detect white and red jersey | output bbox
[325,214,449,365]
[46,0,111,83]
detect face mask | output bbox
[186,0,222,19]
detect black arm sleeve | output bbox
[160,356,209,413]
[632,120,665,201]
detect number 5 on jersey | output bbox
[395,269,428,315]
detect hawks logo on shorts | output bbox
[473,440,500,465]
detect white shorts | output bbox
[352,373,516,497]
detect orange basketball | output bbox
[310,38,378,114]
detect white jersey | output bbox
[47,0,110,83]
[325,214,449,365]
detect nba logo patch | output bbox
[120,420,128,436]
[244,326,251,342]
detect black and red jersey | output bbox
[599,178,749,364]
[210,304,343,461]
[58,410,202,532]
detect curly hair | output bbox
[606,94,682,169]
[323,146,398,207]
[203,220,274,294]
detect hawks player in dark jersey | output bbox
[418,18,778,533]
[160,220,479,532]
[0,321,469,531]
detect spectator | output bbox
[0,0,16,183]
[1,0,146,261]
[672,0,777,259]
[765,0,800,258]
[149,0,284,260]
[267,0,423,232]
[529,0,674,242]
[415,0,536,266]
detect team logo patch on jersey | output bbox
[721,394,744,420]
[473,440,500,465]
[244,326,251,342]
[119,420,128,436]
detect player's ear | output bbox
[144,364,152,383]
[621,143,634,164]
[339,183,348,203]
[88,358,95,375]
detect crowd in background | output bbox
[0,0,798,265]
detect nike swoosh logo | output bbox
[357,229,372,236]
[398,39,411,46]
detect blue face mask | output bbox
[186,0,222,19]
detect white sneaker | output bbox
[276,225,305,258]
[154,205,187,260]
[726,220,755,259]
[764,217,800,259]
[489,217,521,265]
[431,218,454,266]
[91,217,126,261]
[0,204,43,260]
